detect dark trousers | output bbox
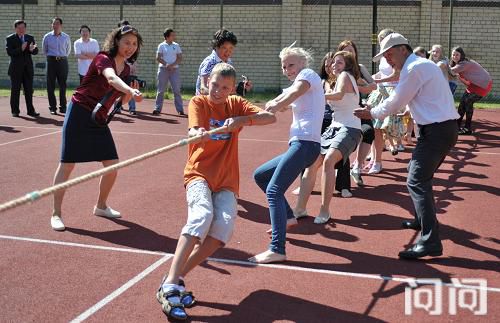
[457,91,483,131]
[9,66,35,114]
[47,58,68,110]
[408,120,457,245]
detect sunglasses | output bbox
[120,25,137,34]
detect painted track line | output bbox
[0,130,60,147]
[70,254,171,323]
[1,234,499,293]
[4,124,500,149]
[0,234,165,256]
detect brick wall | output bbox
[1,0,498,97]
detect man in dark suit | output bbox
[5,19,39,117]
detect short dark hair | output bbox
[163,28,174,39]
[103,26,143,64]
[118,20,130,27]
[211,29,237,49]
[14,20,26,28]
[52,17,63,25]
[79,25,91,33]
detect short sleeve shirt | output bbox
[72,52,130,118]
[184,95,261,195]
[74,38,100,76]
[287,68,325,143]
[195,50,233,95]
[157,41,182,68]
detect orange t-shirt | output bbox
[184,95,262,195]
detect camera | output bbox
[127,75,146,88]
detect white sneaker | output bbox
[350,168,364,186]
[368,162,382,174]
[314,212,331,224]
[51,215,65,231]
[293,209,308,219]
[341,189,353,198]
[93,206,121,218]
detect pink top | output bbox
[453,60,491,89]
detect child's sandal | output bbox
[158,289,188,321]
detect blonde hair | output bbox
[279,43,314,68]
[430,44,445,61]
[377,28,395,43]
[210,62,236,81]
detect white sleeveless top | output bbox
[329,72,361,130]
[379,57,398,87]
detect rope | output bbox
[0,125,229,213]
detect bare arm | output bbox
[374,68,400,84]
[265,80,310,113]
[102,67,142,103]
[325,72,353,101]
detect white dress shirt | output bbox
[371,54,459,125]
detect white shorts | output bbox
[181,180,238,244]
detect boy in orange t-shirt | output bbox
[156,63,276,321]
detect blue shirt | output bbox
[195,50,232,95]
[42,31,71,57]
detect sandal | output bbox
[157,289,187,321]
[157,277,196,308]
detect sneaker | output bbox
[350,168,364,186]
[314,212,331,224]
[51,215,65,231]
[293,209,308,219]
[341,189,353,198]
[129,111,137,116]
[368,162,382,174]
[458,127,472,135]
[93,206,121,218]
[152,110,161,116]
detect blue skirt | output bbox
[61,101,118,163]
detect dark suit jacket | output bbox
[6,33,38,77]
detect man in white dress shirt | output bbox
[354,33,459,259]
[153,28,184,116]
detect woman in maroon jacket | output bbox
[50,26,143,231]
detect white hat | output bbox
[372,33,409,62]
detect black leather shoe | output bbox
[59,108,66,114]
[49,108,57,115]
[402,220,421,231]
[152,110,160,116]
[27,111,40,117]
[12,113,20,117]
[398,242,443,259]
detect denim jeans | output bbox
[253,140,320,255]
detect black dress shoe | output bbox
[12,113,20,117]
[59,107,66,114]
[49,108,57,115]
[402,220,421,231]
[152,110,160,116]
[27,111,40,117]
[398,242,443,259]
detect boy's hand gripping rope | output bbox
[0,125,229,213]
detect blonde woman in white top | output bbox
[294,51,362,224]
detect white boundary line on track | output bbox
[70,254,172,323]
[0,130,61,147]
[3,124,500,150]
[1,234,499,293]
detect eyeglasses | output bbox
[120,25,136,34]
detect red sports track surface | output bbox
[0,96,498,322]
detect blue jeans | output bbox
[253,140,320,255]
[128,99,136,112]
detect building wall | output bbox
[1,0,498,97]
